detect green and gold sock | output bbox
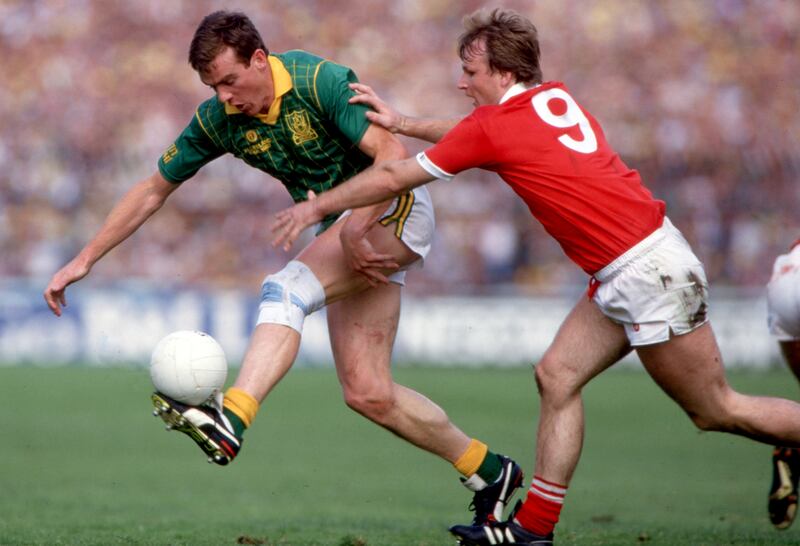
[222,408,247,438]
[475,449,503,484]
[454,439,504,483]
[222,387,259,439]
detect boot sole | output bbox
[151,393,230,465]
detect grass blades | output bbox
[0,365,798,545]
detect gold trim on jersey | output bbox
[224,55,293,125]
[379,191,415,238]
[311,61,327,110]
[195,109,213,140]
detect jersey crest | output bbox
[286,109,318,145]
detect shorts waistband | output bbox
[593,217,672,283]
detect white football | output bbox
[150,330,228,405]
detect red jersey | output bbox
[418,82,665,274]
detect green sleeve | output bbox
[158,109,225,183]
[313,61,372,146]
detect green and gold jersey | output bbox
[158,50,374,230]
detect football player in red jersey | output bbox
[766,240,800,530]
[273,8,800,545]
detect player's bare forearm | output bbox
[79,174,175,266]
[341,202,387,241]
[326,160,421,212]
[338,119,404,283]
[340,205,399,286]
[43,172,177,315]
[342,130,402,242]
[397,117,459,143]
[348,83,458,143]
[357,126,407,217]
[273,158,434,250]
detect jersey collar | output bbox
[224,55,293,125]
[499,82,538,104]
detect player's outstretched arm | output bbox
[348,83,459,144]
[272,158,435,251]
[43,172,179,316]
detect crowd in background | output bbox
[2,0,798,296]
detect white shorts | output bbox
[592,217,709,346]
[339,185,435,285]
[767,246,800,341]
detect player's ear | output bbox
[251,49,268,70]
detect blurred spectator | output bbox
[2,0,798,295]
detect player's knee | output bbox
[534,355,577,402]
[686,409,732,432]
[342,383,395,422]
[256,261,326,333]
[533,362,547,395]
[682,391,738,432]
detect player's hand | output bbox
[348,83,405,134]
[43,258,91,316]
[272,191,324,251]
[339,224,399,287]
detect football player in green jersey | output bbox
[43,10,522,529]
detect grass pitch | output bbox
[1,364,799,545]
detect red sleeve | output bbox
[424,114,496,176]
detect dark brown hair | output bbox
[458,8,542,85]
[189,11,268,74]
